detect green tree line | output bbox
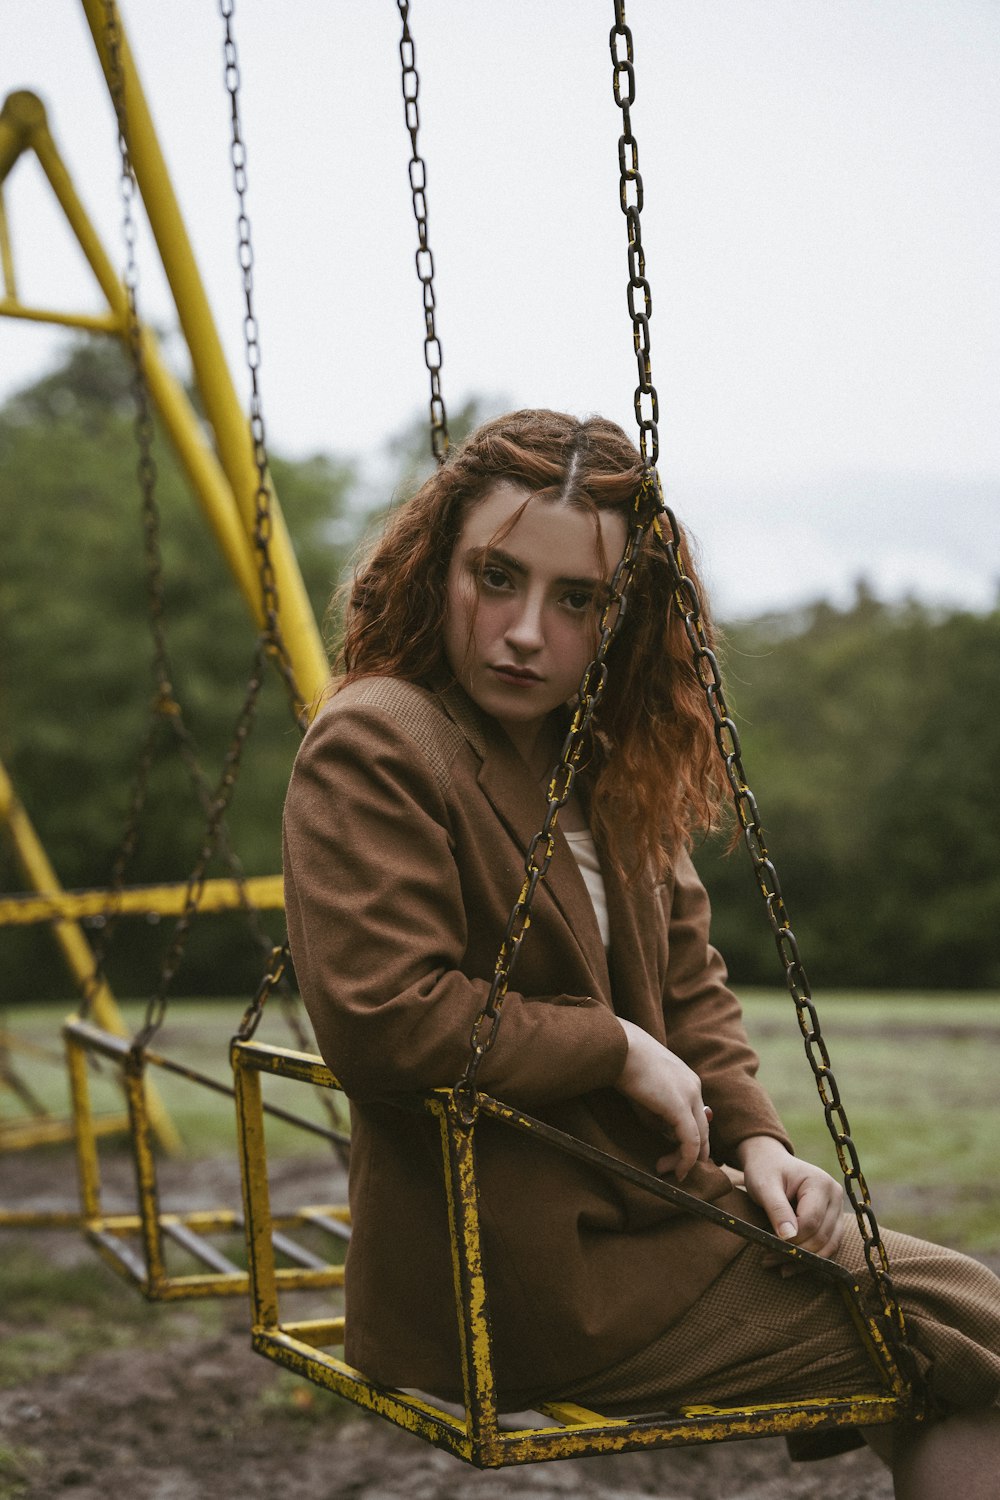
[2,344,997,1000]
[694,587,1000,990]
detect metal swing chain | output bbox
[220,0,309,729]
[82,0,179,1016]
[609,3,658,469]
[216,0,312,1053]
[92,2,265,1025]
[455,475,660,1123]
[239,0,451,1045]
[98,1,286,1055]
[217,4,348,1162]
[607,0,909,1352]
[397,0,449,464]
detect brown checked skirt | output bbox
[561,1215,1000,1418]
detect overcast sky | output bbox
[2,2,997,617]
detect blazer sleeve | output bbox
[282,698,628,1106]
[659,848,792,1161]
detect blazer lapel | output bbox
[479,744,614,1003]
[434,682,613,1005]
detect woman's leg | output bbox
[562,1215,999,1467]
[890,1409,1000,1500]
[839,1220,1000,1495]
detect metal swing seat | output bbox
[228,0,927,1468]
[16,0,353,1301]
[232,1050,920,1469]
[60,875,351,1301]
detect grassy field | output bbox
[740,989,1000,1251]
[4,989,1000,1249]
[2,991,994,1500]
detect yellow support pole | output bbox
[77,3,330,712]
[0,185,16,296]
[0,873,284,927]
[0,756,183,1155]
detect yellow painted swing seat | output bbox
[231,1037,923,1471]
[64,1017,350,1301]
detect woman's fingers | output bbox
[615,1020,710,1182]
[654,1101,713,1180]
[791,1176,844,1256]
[737,1137,845,1261]
[752,1178,799,1244]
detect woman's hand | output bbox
[615,1018,712,1182]
[735,1134,843,1260]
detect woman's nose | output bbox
[504,595,545,654]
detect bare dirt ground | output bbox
[3,1148,994,1500]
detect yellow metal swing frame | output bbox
[63,1017,350,1301]
[232,1038,922,1468]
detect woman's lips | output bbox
[490,664,542,685]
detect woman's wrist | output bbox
[734,1134,790,1170]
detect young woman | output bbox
[283,409,1000,1497]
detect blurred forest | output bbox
[1,343,998,1001]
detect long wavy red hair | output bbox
[334,409,726,878]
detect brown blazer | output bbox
[283,675,790,1405]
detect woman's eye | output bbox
[563,590,594,612]
[479,565,511,591]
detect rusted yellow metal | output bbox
[432,1093,501,1461]
[0,873,284,927]
[64,1013,103,1222]
[0,14,330,1220]
[233,1038,280,1325]
[61,1018,347,1301]
[230,1036,922,1470]
[0,754,181,1154]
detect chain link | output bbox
[609,4,657,468]
[216,3,348,1151]
[605,0,910,1358]
[396,0,449,464]
[131,642,269,1052]
[220,0,309,727]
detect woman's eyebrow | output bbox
[474,545,605,591]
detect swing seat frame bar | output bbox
[64,1017,350,1301]
[232,1036,922,1470]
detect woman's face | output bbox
[443,480,627,762]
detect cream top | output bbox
[563,828,611,949]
